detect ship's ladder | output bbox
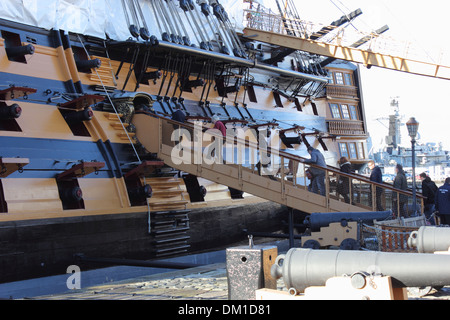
[132,112,425,216]
[89,55,117,88]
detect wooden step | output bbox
[110,122,129,130]
[89,69,113,76]
[152,209,191,216]
[91,55,114,63]
[103,113,123,120]
[117,132,136,140]
[150,200,188,210]
[152,189,184,198]
[90,74,113,82]
[149,180,181,189]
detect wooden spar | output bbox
[243,27,450,81]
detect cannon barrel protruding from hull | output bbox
[0,103,22,119]
[76,58,102,70]
[6,43,35,59]
[304,211,393,232]
[271,248,450,293]
[408,226,450,253]
[63,108,94,123]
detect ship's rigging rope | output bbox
[328,0,358,33]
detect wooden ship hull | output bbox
[0,1,372,282]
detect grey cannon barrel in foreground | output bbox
[304,211,393,232]
[408,226,450,253]
[271,248,450,293]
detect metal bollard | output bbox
[226,239,278,300]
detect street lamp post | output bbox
[406,117,419,216]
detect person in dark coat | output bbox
[337,157,352,203]
[171,106,186,143]
[171,106,186,123]
[435,177,450,225]
[368,160,384,211]
[419,172,438,225]
[393,164,408,218]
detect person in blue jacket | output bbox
[435,177,450,225]
[302,146,327,196]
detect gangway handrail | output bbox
[134,111,425,215]
[136,110,424,200]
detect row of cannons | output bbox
[227,211,450,300]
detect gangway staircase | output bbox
[132,112,424,216]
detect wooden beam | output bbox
[0,157,30,177]
[56,162,105,180]
[0,87,37,100]
[243,27,450,80]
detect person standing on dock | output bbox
[435,177,450,225]
[302,146,326,196]
[419,172,438,225]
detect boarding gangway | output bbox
[132,111,424,215]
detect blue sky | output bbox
[260,0,450,150]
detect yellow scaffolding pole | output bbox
[243,27,450,80]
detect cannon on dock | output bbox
[301,211,393,250]
[408,226,450,253]
[263,248,450,300]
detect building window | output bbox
[358,142,365,159]
[344,73,353,86]
[349,105,359,120]
[340,142,366,160]
[334,72,344,85]
[330,104,341,119]
[341,104,350,119]
[330,103,360,120]
[329,70,353,86]
[339,143,349,158]
[349,142,357,159]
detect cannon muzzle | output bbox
[63,108,94,123]
[271,248,450,293]
[0,103,22,119]
[76,58,102,70]
[408,226,450,253]
[304,211,393,232]
[6,44,35,59]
